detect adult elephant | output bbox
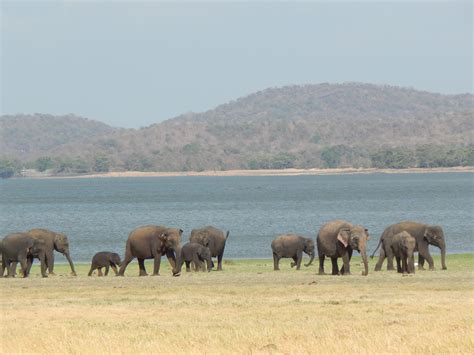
[271,234,315,270]
[189,226,229,271]
[372,221,447,271]
[1,232,48,278]
[317,220,370,276]
[12,228,77,276]
[118,225,183,276]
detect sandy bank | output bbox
[24,166,474,179]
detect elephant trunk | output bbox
[407,253,415,273]
[361,250,369,276]
[64,252,77,276]
[172,247,182,276]
[304,253,315,267]
[440,242,447,270]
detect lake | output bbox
[0,172,472,262]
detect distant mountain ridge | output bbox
[1,83,473,175]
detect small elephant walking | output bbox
[390,231,416,274]
[271,234,315,270]
[317,220,370,276]
[189,226,229,271]
[88,252,122,276]
[1,233,48,278]
[372,221,447,271]
[176,242,214,274]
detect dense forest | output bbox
[1,83,473,178]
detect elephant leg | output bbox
[98,267,103,277]
[20,259,29,278]
[318,254,325,275]
[418,242,434,270]
[385,248,395,271]
[273,252,280,271]
[418,254,425,270]
[330,257,339,275]
[46,251,55,275]
[340,249,353,274]
[396,257,402,273]
[6,260,14,277]
[295,250,303,270]
[10,261,18,276]
[88,266,95,276]
[217,252,224,271]
[341,254,351,275]
[105,265,110,276]
[374,247,386,272]
[138,258,147,276]
[185,261,191,272]
[290,256,297,268]
[111,264,119,276]
[153,253,162,276]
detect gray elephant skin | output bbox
[175,242,214,274]
[88,251,122,276]
[118,225,183,276]
[317,220,370,276]
[1,232,48,278]
[389,231,416,274]
[271,234,315,270]
[12,228,77,276]
[372,221,447,271]
[189,226,229,271]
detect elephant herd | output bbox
[0,220,447,278]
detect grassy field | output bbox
[1,254,473,354]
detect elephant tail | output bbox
[370,238,383,259]
[225,231,230,239]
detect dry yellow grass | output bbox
[1,255,473,354]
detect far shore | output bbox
[19,166,474,179]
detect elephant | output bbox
[12,228,77,276]
[1,232,48,278]
[372,221,447,271]
[189,226,229,271]
[118,225,183,276]
[317,220,370,276]
[271,234,315,270]
[389,231,416,274]
[175,242,214,274]
[88,251,122,276]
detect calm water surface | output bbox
[0,173,472,262]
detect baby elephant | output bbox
[177,242,214,274]
[391,231,416,274]
[88,252,122,276]
[271,234,315,270]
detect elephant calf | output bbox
[271,234,315,271]
[390,231,416,274]
[176,242,214,274]
[88,251,122,276]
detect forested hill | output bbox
[1,83,473,177]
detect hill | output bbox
[1,83,473,176]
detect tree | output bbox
[35,157,55,172]
[0,159,17,179]
[93,154,110,172]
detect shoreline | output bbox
[19,166,474,179]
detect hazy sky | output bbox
[1,1,472,128]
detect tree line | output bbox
[1,144,472,178]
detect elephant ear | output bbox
[337,229,350,248]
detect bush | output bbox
[0,159,17,179]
